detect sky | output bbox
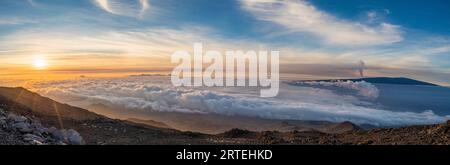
[1,0,450,85]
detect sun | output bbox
[32,57,48,70]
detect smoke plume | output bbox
[357,60,366,77]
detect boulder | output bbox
[0,119,6,127]
[55,141,67,145]
[23,134,45,143]
[48,128,84,145]
[7,114,28,123]
[30,121,46,134]
[66,129,84,145]
[34,127,48,135]
[28,140,44,145]
[12,122,32,133]
[0,109,5,116]
[49,127,66,142]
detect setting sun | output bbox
[32,57,48,70]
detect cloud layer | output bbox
[241,0,403,46]
[30,76,449,127]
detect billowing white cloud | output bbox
[93,0,150,17]
[30,76,449,127]
[241,0,403,46]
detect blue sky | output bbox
[0,0,450,84]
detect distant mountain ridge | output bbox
[302,77,438,86]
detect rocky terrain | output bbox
[0,86,449,145]
[0,109,83,145]
[215,121,450,145]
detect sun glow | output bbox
[32,57,48,70]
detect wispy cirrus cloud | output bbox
[93,0,150,18]
[0,17,37,25]
[240,0,403,46]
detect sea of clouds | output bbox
[30,76,449,127]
